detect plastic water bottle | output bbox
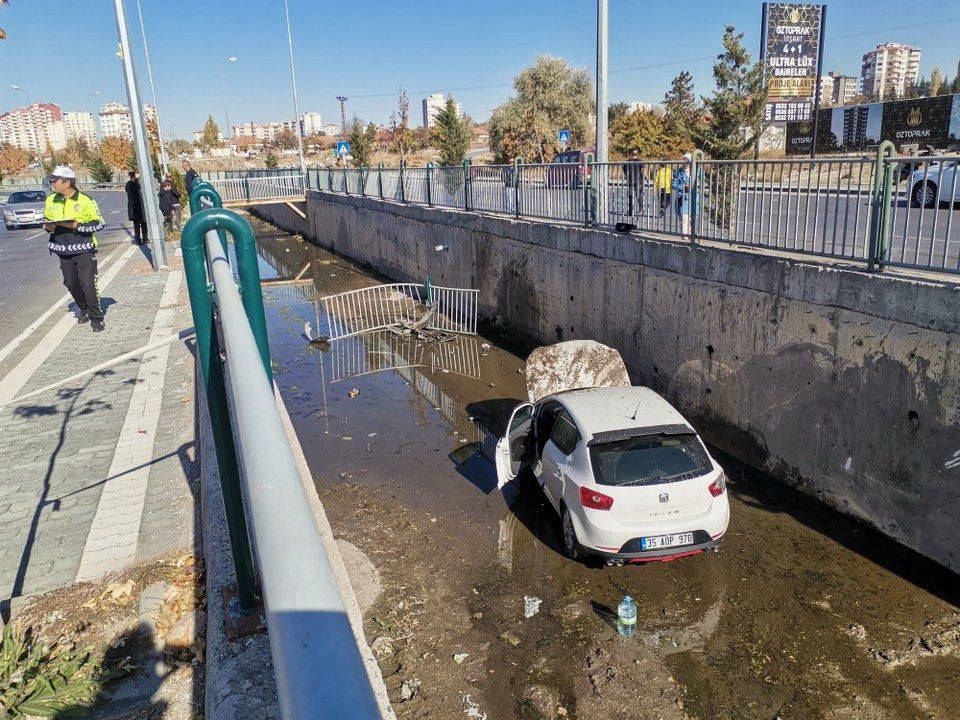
[617,595,637,637]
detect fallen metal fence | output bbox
[315,145,960,276]
[208,174,305,204]
[181,188,381,719]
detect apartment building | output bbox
[861,43,921,99]
[0,103,66,153]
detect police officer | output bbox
[43,165,107,332]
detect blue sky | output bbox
[1,1,959,139]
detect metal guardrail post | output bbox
[583,152,594,226]
[426,163,434,207]
[868,141,896,272]
[342,162,349,195]
[188,184,230,267]
[514,158,522,218]
[377,163,383,199]
[399,160,407,203]
[690,149,705,243]
[181,209,258,615]
[327,168,333,192]
[463,159,471,211]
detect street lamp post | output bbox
[10,84,30,108]
[283,0,307,178]
[112,0,166,270]
[11,84,35,155]
[88,91,101,143]
[594,0,608,222]
[220,57,238,160]
[134,0,168,176]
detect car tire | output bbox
[561,505,585,561]
[4,224,12,231]
[911,181,937,209]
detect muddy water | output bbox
[249,216,960,720]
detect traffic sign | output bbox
[335,140,351,157]
[557,129,571,147]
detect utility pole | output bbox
[134,0,168,176]
[112,0,166,270]
[336,96,348,137]
[220,57,238,160]
[283,0,307,178]
[594,0,608,222]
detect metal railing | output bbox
[315,147,960,276]
[181,186,380,719]
[207,173,306,205]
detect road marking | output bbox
[20,230,46,241]
[0,245,136,404]
[75,269,183,581]
[0,241,130,373]
[109,209,121,215]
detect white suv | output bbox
[909,160,960,208]
[496,385,730,564]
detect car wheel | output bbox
[912,181,937,209]
[561,506,585,561]
[4,224,12,231]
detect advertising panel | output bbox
[763,3,824,123]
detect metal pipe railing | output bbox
[182,202,381,719]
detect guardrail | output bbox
[315,147,960,276]
[181,185,380,719]
[207,174,306,205]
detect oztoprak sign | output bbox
[763,3,824,123]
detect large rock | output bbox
[525,341,630,403]
[164,609,206,650]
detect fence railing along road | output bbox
[312,143,960,276]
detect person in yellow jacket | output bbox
[43,166,107,332]
[653,163,673,218]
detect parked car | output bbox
[496,341,729,565]
[545,149,593,189]
[909,161,960,208]
[3,189,47,231]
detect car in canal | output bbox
[3,189,48,230]
[496,384,730,565]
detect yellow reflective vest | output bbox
[654,166,673,192]
[44,190,105,256]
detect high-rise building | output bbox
[861,43,921,100]
[63,111,97,146]
[299,111,323,136]
[230,121,287,142]
[421,93,461,128]
[0,103,65,153]
[99,102,157,140]
[819,72,859,106]
[321,123,341,136]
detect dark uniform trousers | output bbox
[60,252,102,320]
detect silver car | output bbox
[3,189,47,230]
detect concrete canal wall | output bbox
[252,191,960,573]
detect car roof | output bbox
[549,386,692,437]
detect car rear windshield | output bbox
[589,433,712,487]
[8,191,45,204]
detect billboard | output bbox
[762,3,824,123]
[786,93,960,154]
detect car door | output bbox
[495,402,535,488]
[540,411,581,510]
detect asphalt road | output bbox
[0,190,133,347]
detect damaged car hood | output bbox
[524,340,631,403]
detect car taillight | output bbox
[709,473,726,497]
[580,486,614,510]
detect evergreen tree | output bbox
[263,150,279,169]
[202,115,223,150]
[930,67,943,96]
[430,97,471,167]
[607,102,631,126]
[663,72,701,146]
[87,154,114,183]
[346,116,376,168]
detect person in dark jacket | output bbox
[623,155,644,218]
[181,160,200,195]
[158,180,181,231]
[125,170,148,244]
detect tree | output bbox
[64,137,91,168]
[390,90,418,161]
[99,136,135,171]
[40,142,66,175]
[263,150,279,169]
[346,116,376,168]
[430,97,471,167]
[272,128,298,151]
[489,55,593,163]
[0,143,31,177]
[952,74,960,94]
[87,154,114,183]
[931,67,943,96]
[607,101,631,127]
[201,115,223,150]
[611,110,685,159]
[663,72,701,149]
[168,166,189,208]
[166,139,193,157]
[696,26,767,160]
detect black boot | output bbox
[77,311,90,324]
[91,318,105,332]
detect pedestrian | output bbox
[672,154,694,238]
[654,162,673,218]
[43,165,107,332]
[158,179,182,231]
[181,160,200,196]
[125,170,148,244]
[623,154,644,218]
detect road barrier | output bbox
[313,146,960,276]
[181,186,381,719]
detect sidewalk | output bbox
[0,239,198,614]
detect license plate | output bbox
[640,532,694,550]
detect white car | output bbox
[909,160,960,208]
[496,385,730,564]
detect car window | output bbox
[8,191,45,203]
[589,434,711,486]
[550,412,581,456]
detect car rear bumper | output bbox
[591,531,725,561]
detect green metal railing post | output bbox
[426,163,434,207]
[327,167,333,192]
[425,276,433,307]
[867,140,896,271]
[377,163,384,199]
[463,159,471,211]
[180,209,259,615]
[514,158,522,218]
[188,185,229,265]
[400,160,407,203]
[582,152,594,226]
[690,149,705,243]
